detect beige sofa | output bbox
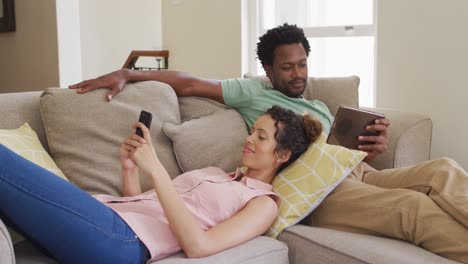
[0,76,458,264]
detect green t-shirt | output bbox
[221,78,334,134]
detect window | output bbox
[251,0,376,107]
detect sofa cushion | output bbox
[0,123,67,180]
[178,96,229,122]
[151,236,288,264]
[40,81,182,195]
[163,109,247,173]
[14,236,288,264]
[279,225,459,264]
[266,134,366,238]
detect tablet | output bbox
[326,106,385,150]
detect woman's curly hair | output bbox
[256,23,311,67]
[266,106,322,172]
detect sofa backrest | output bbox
[0,75,360,154]
[0,91,48,151]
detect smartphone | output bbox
[135,110,152,137]
[326,106,385,150]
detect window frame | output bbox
[249,0,378,106]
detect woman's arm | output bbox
[120,134,143,196]
[129,124,278,258]
[191,195,278,257]
[121,167,142,197]
[150,162,277,258]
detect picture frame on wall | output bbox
[0,0,15,32]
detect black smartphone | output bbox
[135,110,152,137]
[327,106,385,150]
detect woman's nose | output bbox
[246,134,254,144]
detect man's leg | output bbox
[361,158,468,228]
[0,145,148,264]
[306,178,468,263]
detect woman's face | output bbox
[242,114,280,170]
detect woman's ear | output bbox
[276,150,292,164]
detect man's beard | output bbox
[284,78,307,97]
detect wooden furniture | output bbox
[122,50,169,70]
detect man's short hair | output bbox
[256,23,311,67]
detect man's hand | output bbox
[357,118,390,160]
[69,69,129,101]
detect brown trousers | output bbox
[307,158,468,263]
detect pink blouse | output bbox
[93,167,278,262]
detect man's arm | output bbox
[69,69,224,103]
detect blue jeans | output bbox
[0,144,149,264]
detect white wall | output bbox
[79,0,162,80]
[162,0,242,79]
[376,0,468,170]
[0,0,59,93]
[56,0,82,87]
[0,0,163,92]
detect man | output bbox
[71,24,468,262]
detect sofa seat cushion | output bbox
[40,81,182,196]
[154,236,288,264]
[279,225,459,264]
[14,236,288,264]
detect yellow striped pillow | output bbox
[0,123,67,180]
[266,134,366,238]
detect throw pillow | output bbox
[40,81,182,196]
[0,123,67,180]
[0,123,68,244]
[178,96,228,122]
[163,109,248,173]
[266,134,366,238]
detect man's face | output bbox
[265,43,308,98]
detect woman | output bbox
[0,106,322,263]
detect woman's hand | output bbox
[120,123,159,196]
[120,135,140,171]
[122,122,161,175]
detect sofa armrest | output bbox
[0,219,15,264]
[362,107,432,170]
